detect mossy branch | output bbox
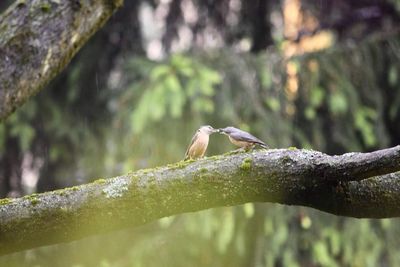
[0,0,123,121]
[1,146,400,255]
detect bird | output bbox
[218,126,269,150]
[184,125,217,160]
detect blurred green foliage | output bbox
[130,54,221,133]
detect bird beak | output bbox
[217,129,224,134]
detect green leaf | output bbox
[131,90,153,133]
[266,98,280,112]
[159,216,174,228]
[260,69,272,88]
[217,209,234,253]
[199,83,215,97]
[164,74,182,93]
[171,54,192,69]
[389,65,398,86]
[199,67,222,85]
[19,125,35,151]
[149,86,167,120]
[310,86,324,107]
[150,64,170,81]
[329,91,348,115]
[193,98,214,113]
[354,107,377,146]
[305,107,316,120]
[186,79,198,97]
[313,241,337,267]
[243,203,254,218]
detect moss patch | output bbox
[199,168,208,173]
[240,157,252,171]
[23,194,40,206]
[94,178,106,185]
[16,0,26,7]
[30,198,40,206]
[288,146,298,150]
[280,155,293,164]
[40,3,51,12]
[166,160,193,170]
[0,198,12,205]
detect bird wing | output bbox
[184,131,199,159]
[229,129,268,147]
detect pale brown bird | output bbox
[184,125,217,160]
[218,126,269,150]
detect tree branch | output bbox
[1,147,400,255]
[0,0,123,121]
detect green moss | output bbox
[0,198,12,205]
[166,160,194,170]
[23,194,40,206]
[130,174,140,184]
[58,207,69,214]
[240,162,251,171]
[147,181,157,191]
[94,178,106,184]
[242,157,252,164]
[175,161,190,169]
[30,198,40,206]
[222,149,250,156]
[199,168,208,173]
[208,155,223,160]
[16,0,26,7]
[147,175,156,185]
[280,155,292,164]
[288,146,298,150]
[142,169,151,174]
[240,157,252,171]
[40,3,51,12]
[70,186,80,191]
[52,187,73,197]
[22,193,37,199]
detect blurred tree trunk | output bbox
[1,147,400,255]
[0,138,23,197]
[242,204,266,267]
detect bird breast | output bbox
[190,134,209,158]
[229,136,250,148]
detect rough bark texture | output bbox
[0,0,123,121]
[0,146,400,255]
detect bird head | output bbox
[199,125,217,135]
[217,126,236,135]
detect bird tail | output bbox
[257,142,269,149]
[183,153,190,161]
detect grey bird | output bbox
[184,125,217,160]
[218,126,269,150]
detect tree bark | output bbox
[0,0,123,121]
[0,146,400,255]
